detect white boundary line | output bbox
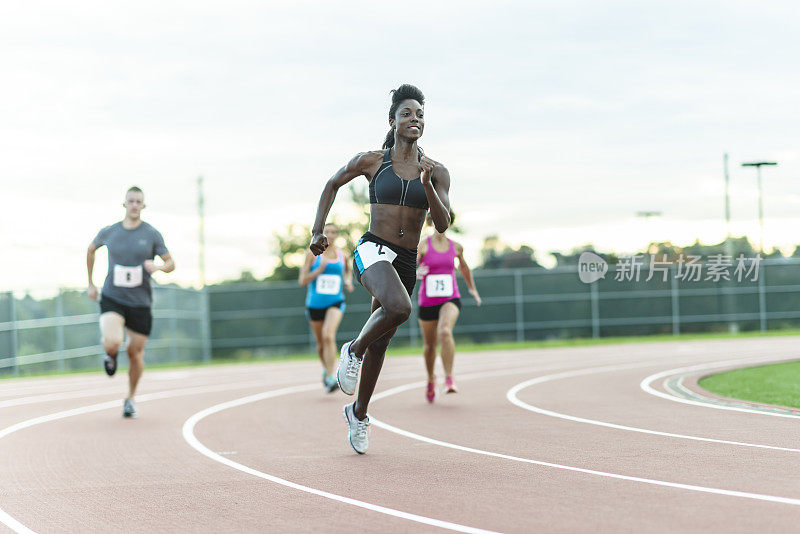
[0,362,550,534]
[0,378,317,534]
[181,386,499,534]
[366,358,800,508]
[640,356,800,419]
[5,353,793,533]
[505,359,800,453]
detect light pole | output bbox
[723,154,731,256]
[197,175,206,287]
[741,161,777,255]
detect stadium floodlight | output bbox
[741,161,778,254]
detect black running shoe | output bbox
[103,354,117,376]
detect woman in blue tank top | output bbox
[299,223,354,392]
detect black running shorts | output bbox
[418,298,462,321]
[100,295,153,336]
[352,232,417,296]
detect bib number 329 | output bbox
[113,265,143,288]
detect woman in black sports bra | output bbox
[309,84,451,454]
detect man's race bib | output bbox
[425,274,454,298]
[113,265,143,288]
[355,241,398,271]
[316,274,341,295]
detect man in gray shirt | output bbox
[87,186,175,418]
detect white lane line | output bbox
[0,361,556,534]
[0,378,320,534]
[0,510,35,534]
[182,387,498,534]
[505,361,800,453]
[640,357,800,419]
[179,361,613,534]
[0,357,549,408]
[367,361,800,508]
[369,413,800,507]
[0,377,291,412]
[1,352,775,533]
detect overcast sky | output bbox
[2,0,798,292]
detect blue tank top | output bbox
[305,250,346,309]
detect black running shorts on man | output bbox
[100,295,153,336]
[352,232,417,296]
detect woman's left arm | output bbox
[455,243,481,306]
[420,157,450,233]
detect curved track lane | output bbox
[2,337,800,532]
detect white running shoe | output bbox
[342,402,370,454]
[336,340,362,396]
[123,398,137,418]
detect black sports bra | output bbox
[369,149,429,210]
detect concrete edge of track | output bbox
[667,371,800,417]
[504,357,800,453]
[640,356,800,419]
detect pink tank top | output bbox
[419,236,460,307]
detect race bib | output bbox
[113,265,143,288]
[355,241,398,271]
[316,274,341,295]
[426,274,454,298]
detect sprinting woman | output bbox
[299,223,354,393]
[309,84,451,454]
[417,211,481,403]
[87,186,175,418]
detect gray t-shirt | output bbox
[93,221,169,308]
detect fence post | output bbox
[9,293,19,376]
[200,287,212,363]
[514,271,524,342]
[758,263,767,332]
[409,309,418,347]
[670,267,680,336]
[56,289,65,371]
[169,287,178,362]
[590,281,600,339]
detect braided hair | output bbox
[382,84,425,149]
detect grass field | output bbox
[5,328,800,380]
[699,360,800,410]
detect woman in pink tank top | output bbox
[416,211,481,402]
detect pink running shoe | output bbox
[425,380,437,403]
[444,376,458,394]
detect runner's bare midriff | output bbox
[368,203,426,249]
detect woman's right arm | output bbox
[298,251,326,287]
[309,152,377,255]
[87,242,99,301]
[416,239,429,279]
